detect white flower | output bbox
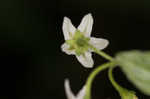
[64,79,86,99]
[61,13,109,68]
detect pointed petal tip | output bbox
[77,13,93,37]
[64,79,75,99]
[62,16,76,40]
[61,43,75,55]
[63,17,71,24]
[88,13,92,15]
[101,39,109,47]
[64,79,69,91]
[90,37,109,50]
[87,13,93,18]
[64,79,69,93]
[102,39,109,49]
[85,13,92,16]
[64,78,69,85]
[106,39,109,46]
[88,13,92,17]
[76,52,94,68]
[63,16,69,21]
[83,63,93,68]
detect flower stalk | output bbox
[108,67,138,99]
[85,62,117,99]
[90,45,114,61]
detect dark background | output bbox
[0,0,150,99]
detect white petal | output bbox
[76,85,86,99]
[63,17,76,40]
[64,79,76,99]
[89,37,109,50]
[76,52,94,68]
[77,13,93,37]
[61,43,75,55]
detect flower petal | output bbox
[63,17,76,40]
[64,79,76,99]
[77,13,93,37]
[76,52,94,68]
[76,85,86,99]
[89,37,109,50]
[61,43,75,55]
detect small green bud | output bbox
[119,87,138,99]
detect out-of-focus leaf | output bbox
[116,50,150,96]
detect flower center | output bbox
[76,37,87,47]
[66,30,90,56]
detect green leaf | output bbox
[116,50,150,96]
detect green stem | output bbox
[108,67,123,95]
[85,62,116,99]
[90,45,114,61]
[108,67,138,99]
